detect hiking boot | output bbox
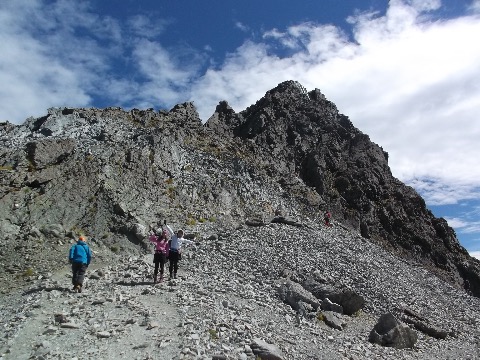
[173,273,177,279]
[153,274,158,284]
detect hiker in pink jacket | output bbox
[149,229,169,283]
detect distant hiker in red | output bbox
[149,229,169,283]
[324,211,332,227]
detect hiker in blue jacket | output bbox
[68,236,92,293]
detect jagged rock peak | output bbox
[204,100,241,135]
[214,100,235,115]
[258,80,329,106]
[266,80,310,97]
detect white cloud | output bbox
[470,0,480,13]
[444,217,480,231]
[444,217,468,228]
[129,39,202,106]
[407,179,480,205]
[469,251,480,260]
[0,0,120,122]
[128,15,171,39]
[235,21,250,33]
[0,0,202,119]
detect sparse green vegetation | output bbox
[199,218,206,223]
[208,216,216,223]
[27,160,36,172]
[352,309,363,317]
[208,329,218,340]
[165,177,174,184]
[0,165,13,171]
[70,226,86,237]
[21,268,35,277]
[186,218,196,226]
[110,245,120,253]
[167,186,175,199]
[316,312,325,322]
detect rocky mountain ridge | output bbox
[206,81,479,294]
[1,80,480,359]
[0,80,479,298]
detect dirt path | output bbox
[0,256,186,359]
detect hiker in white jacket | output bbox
[165,225,195,279]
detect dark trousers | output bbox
[153,252,167,276]
[168,251,180,276]
[72,263,88,286]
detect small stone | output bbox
[97,331,111,338]
[60,323,80,329]
[43,327,57,335]
[147,321,160,330]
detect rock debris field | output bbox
[1,221,480,360]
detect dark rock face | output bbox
[0,81,479,299]
[369,313,417,349]
[205,80,480,297]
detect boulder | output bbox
[277,280,321,312]
[40,224,65,239]
[402,317,448,340]
[321,298,343,314]
[250,338,285,360]
[321,311,346,330]
[369,313,417,349]
[302,278,364,315]
[132,223,147,241]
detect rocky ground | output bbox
[1,219,480,360]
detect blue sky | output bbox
[1,0,480,257]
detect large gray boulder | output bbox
[302,278,365,315]
[369,313,417,349]
[277,280,321,312]
[250,338,285,360]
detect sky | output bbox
[1,0,480,258]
